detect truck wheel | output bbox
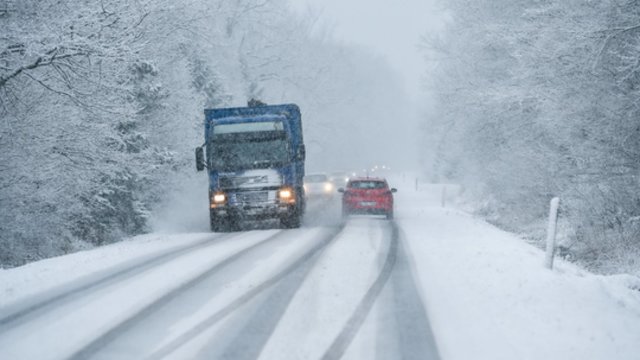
[210,215,226,232]
[211,219,222,232]
[281,212,301,229]
[386,210,394,220]
[210,213,233,232]
[228,215,242,232]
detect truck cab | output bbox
[196,103,305,231]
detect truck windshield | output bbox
[209,130,289,170]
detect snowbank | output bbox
[396,183,640,360]
[0,233,214,308]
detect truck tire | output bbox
[210,214,226,232]
[211,220,222,232]
[281,208,301,229]
[281,215,300,229]
[211,213,236,232]
[228,215,242,232]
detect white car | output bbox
[303,173,335,200]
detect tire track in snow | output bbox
[386,230,440,360]
[0,232,238,331]
[320,221,399,360]
[143,225,345,360]
[200,226,343,360]
[322,221,440,360]
[67,229,291,360]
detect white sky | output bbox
[288,0,444,100]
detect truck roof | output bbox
[203,103,303,155]
[204,103,300,122]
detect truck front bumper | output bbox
[211,203,295,220]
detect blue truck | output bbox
[195,102,306,231]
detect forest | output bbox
[424,0,640,273]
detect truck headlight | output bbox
[278,187,295,203]
[211,192,226,208]
[323,183,333,193]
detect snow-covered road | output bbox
[1,175,639,359]
[0,198,438,360]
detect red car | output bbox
[338,177,397,219]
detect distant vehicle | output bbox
[195,102,306,231]
[327,172,350,188]
[303,173,335,200]
[338,177,397,219]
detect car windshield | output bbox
[209,130,289,170]
[305,174,328,183]
[349,180,387,189]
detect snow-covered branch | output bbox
[0,48,88,88]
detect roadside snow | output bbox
[0,233,216,308]
[395,179,640,360]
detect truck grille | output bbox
[236,191,268,204]
[219,170,283,189]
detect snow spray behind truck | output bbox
[195,102,306,231]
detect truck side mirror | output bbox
[195,147,205,171]
[390,188,397,193]
[296,144,306,161]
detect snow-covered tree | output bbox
[423,0,640,273]
[0,0,408,267]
